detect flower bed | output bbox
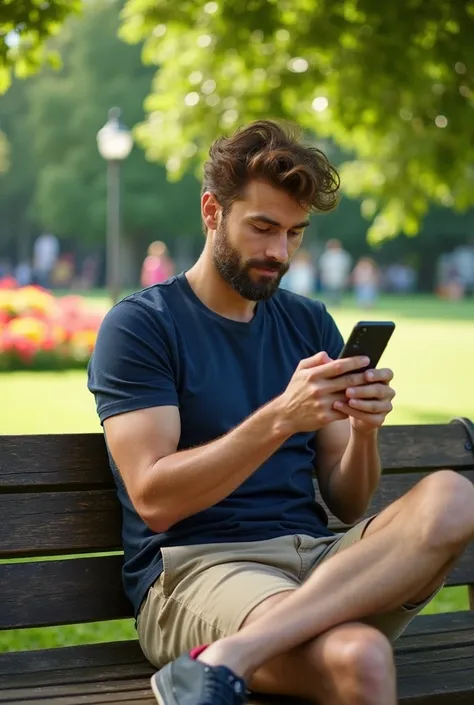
[0,279,105,371]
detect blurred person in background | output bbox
[280,247,315,298]
[318,238,352,306]
[385,263,416,294]
[15,260,32,287]
[452,240,474,297]
[352,256,381,309]
[140,240,175,288]
[33,232,59,289]
[51,253,75,289]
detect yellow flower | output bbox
[7,317,49,344]
[12,287,56,317]
[70,329,98,360]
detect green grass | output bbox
[1,294,473,653]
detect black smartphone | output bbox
[338,321,395,373]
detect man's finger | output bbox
[346,398,393,414]
[333,401,386,424]
[298,351,332,369]
[364,368,394,383]
[346,384,395,400]
[316,355,371,380]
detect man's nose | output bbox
[265,234,289,263]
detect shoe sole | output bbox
[150,672,178,705]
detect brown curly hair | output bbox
[202,120,340,217]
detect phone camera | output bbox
[361,327,367,333]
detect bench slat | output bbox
[1,552,473,631]
[378,421,473,472]
[0,423,471,491]
[0,556,132,629]
[2,470,473,560]
[400,610,474,638]
[0,434,110,489]
[0,490,122,557]
[397,667,474,705]
[0,680,154,704]
[1,613,472,681]
[320,469,474,533]
[2,613,474,704]
[0,640,148,678]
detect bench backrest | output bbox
[1,421,473,631]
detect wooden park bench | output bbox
[1,418,474,705]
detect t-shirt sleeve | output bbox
[88,299,179,425]
[320,304,344,360]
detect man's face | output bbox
[208,180,309,301]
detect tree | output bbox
[0,129,8,173]
[0,0,202,275]
[0,0,82,93]
[121,0,474,242]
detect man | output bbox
[318,238,352,306]
[88,120,474,705]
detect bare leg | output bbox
[245,606,397,704]
[200,470,474,679]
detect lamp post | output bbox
[96,107,133,305]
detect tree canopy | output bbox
[0,0,81,93]
[120,0,474,241]
[0,0,202,270]
[2,0,473,244]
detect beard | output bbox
[212,220,289,301]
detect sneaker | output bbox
[150,648,247,705]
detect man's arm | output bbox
[104,352,370,534]
[315,419,381,525]
[104,399,291,534]
[315,366,395,524]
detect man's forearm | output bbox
[141,398,292,532]
[327,429,382,524]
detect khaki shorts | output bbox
[137,517,438,668]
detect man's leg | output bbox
[199,470,474,684]
[244,604,396,704]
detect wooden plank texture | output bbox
[1,423,472,492]
[0,556,132,629]
[0,640,148,678]
[322,470,474,532]
[0,678,152,704]
[0,490,122,558]
[378,421,473,472]
[2,469,473,559]
[2,622,474,704]
[0,434,111,489]
[1,550,473,632]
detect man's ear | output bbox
[201,191,221,232]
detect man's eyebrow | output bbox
[249,214,310,229]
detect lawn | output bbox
[1,293,473,653]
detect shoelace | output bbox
[202,665,246,705]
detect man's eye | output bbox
[253,225,270,233]
[289,230,303,238]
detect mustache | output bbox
[246,260,288,273]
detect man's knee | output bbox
[413,470,474,550]
[309,623,395,702]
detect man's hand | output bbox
[278,351,372,434]
[333,367,395,434]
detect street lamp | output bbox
[97,107,133,304]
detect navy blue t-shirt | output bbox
[88,273,344,616]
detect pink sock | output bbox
[189,645,209,660]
